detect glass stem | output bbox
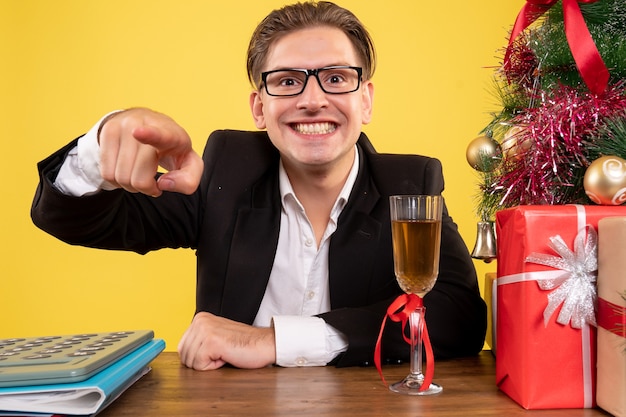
[409,306,425,379]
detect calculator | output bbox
[0,330,154,387]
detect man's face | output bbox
[249,26,374,174]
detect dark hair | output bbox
[246,1,376,88]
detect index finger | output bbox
[132,122,190,153]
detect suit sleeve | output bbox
[30,138,202,253]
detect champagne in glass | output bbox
[389,195,443,395]
[391,219,441,297]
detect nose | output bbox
[296,75,328,110]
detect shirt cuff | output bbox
[272,316,348,367]
[54,112,120,196]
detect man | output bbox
[31,1,486,370]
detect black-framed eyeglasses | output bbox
[260,66,363,97]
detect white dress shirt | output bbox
[54,115,354,366]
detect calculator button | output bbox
[69,337,91,342]
[105,334,129,339]
[88,342,113,347]
[0,339,24,346]
[33,336,61,342]
[79,346,104,352]
[68,351,96,357]
[38,349,63,354]
[0,352,20,357]
[100,338,122,343]
[9,347,32,352]
[58,340,82,346]
[22,343,43,348]
[23,354,52,360]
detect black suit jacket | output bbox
[31,130,486,367]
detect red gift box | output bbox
[495,205,626,409]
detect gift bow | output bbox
[504,0,609,95]
[525,226,598,328]
[374,293,434,391]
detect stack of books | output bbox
[0,331,165,416]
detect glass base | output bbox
[389,374,443,396]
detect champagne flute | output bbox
[388,195,443,395]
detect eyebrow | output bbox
[265,63,354,71]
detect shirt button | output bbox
[307,291,315,300]
[304,238,313,247]
[295,357,308,366]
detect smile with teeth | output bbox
[292,122,336,135]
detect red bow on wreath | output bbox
[504,0,609,95]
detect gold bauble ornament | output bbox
[466,134,501,172]
[584,155,626,205]
[501,125,531,161]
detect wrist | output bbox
[260,325,277,366]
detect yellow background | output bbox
[1,1,522,350]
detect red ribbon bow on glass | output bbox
[504,0,609,95]
[374,293,435,391]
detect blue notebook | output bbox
[0,339,165,416]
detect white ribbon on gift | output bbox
[525,225,598,329]
[497,204,597,408]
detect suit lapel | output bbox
[329,140,385,308]
[220,168,281,324]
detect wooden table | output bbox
[99,352,610,416]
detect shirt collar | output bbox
[279,145,360,220]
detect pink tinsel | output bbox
[495,84,626,207]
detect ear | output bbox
[249,90,266,129]
[360,80,374,125]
